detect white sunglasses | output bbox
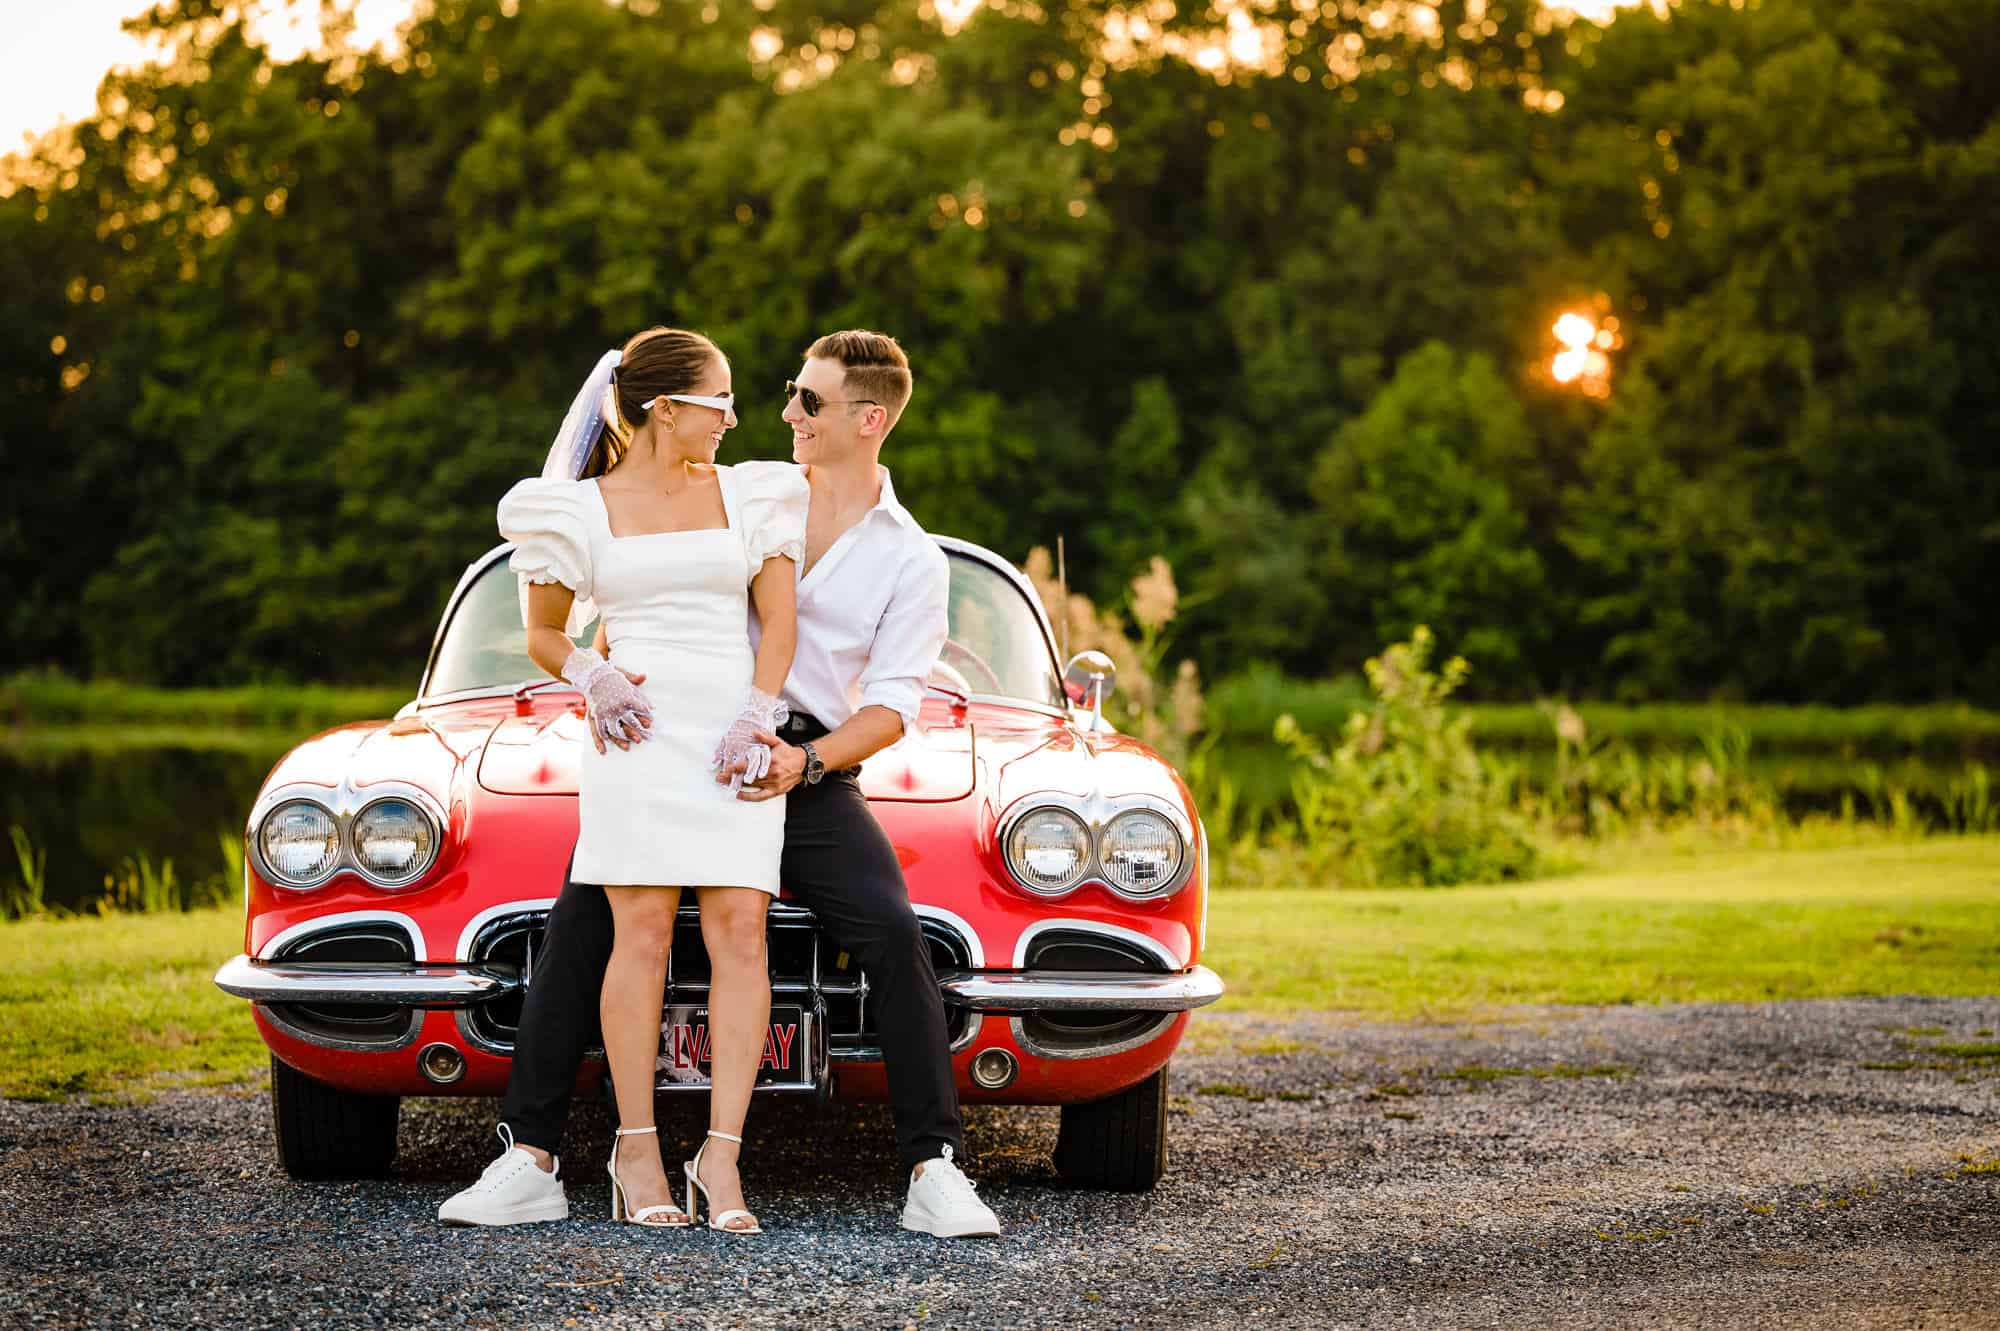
[642,391,735,414]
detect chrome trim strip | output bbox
[912,904,985,968]
[932,536,1065,680]
[261,1004,423,1054]
[1011,917,1185,970]
[454,1006,513,1057]
[256,910,427,963]
[214,954,515,1005]
[220,955,1223,1014]
[939,965,1223,1012]
[454,898,557,961]
[417,543,515,701]
[1010,1012,1178,1061]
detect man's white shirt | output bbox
[749,465,949,733]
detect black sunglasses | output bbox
[785,380,878,418]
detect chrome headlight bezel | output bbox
[256,799,344,889]
[1099,808,1186,899]
[350,796,442,888]
[248,780,447,892]
[1003,806,1094,897]
[997,792,1196,902]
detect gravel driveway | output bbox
[4,997,1997,1330]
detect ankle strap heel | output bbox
[606,1125,689,1228]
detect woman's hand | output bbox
[711,688,788,794]
[562,647,653,753]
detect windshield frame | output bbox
[411,536,1069,719]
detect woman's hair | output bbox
[591,326,720,474]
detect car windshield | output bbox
[424,548,1065,710]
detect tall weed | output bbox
[1275,628,1541,888]
[5,826,49,919]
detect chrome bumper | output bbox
[213,954,516,1006]
[214,955,1224,1014]
[939,966,1224,1012]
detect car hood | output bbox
[476,705,977,802]
[259,705,502,812]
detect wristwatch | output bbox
[799,740,826,786]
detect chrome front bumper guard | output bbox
[214,955,1225,1014]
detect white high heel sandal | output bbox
[684,1129,762,1235]
[606,1126,691,1228]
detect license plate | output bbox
[656,1002,807,1089]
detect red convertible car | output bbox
[214,536,1221,1190]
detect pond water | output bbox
[4,727,1983,914]
[1,733,290,913]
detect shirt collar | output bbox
[871,465,922,533]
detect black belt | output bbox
[775,711,860,781]
[779,711,830,743]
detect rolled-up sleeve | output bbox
[858,543,950,728]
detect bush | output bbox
[1276,628,1541,887]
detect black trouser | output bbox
[500,718,964,1170]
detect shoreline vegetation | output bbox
[5,652,2000,916]
[8,670,1999,755]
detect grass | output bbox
[1205,836,2000,1015]
[0,906,263,1101]
[5,837,1998,1101]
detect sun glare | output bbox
[1551,310,1618,397]
[0,0,415,151]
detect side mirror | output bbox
[1063,650,1117,729]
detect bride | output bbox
[497,326,807,1235]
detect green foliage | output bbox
[1275,628,1541,887]
[1,0,1995,701]
[1309,343,1549,689]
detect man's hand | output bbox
[586,666,648,755]
[720,730,805,801]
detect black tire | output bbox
[1052,1064,1168,1192]
[269,1054,400,1180]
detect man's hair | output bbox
[805,329,913,429]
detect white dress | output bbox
[497,461,810,893]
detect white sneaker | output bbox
[900,1145,1001,1238]
[438,1125,570,1227]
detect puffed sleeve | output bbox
[497,478,595,632]
[733,461,809,573]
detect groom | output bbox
[440,330,1001,1238]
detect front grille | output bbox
[268,923,420,1048]
[1023,929,1161,973]
[461,905,975,1057]
[1017,926,1169,1047]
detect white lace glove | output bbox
[562,647,652,749]
[712,687,789,794]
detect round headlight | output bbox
[1101,810,1184,897]
[259,801,340,886]
[1005,807,1091,895]
[352,798,439,887]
